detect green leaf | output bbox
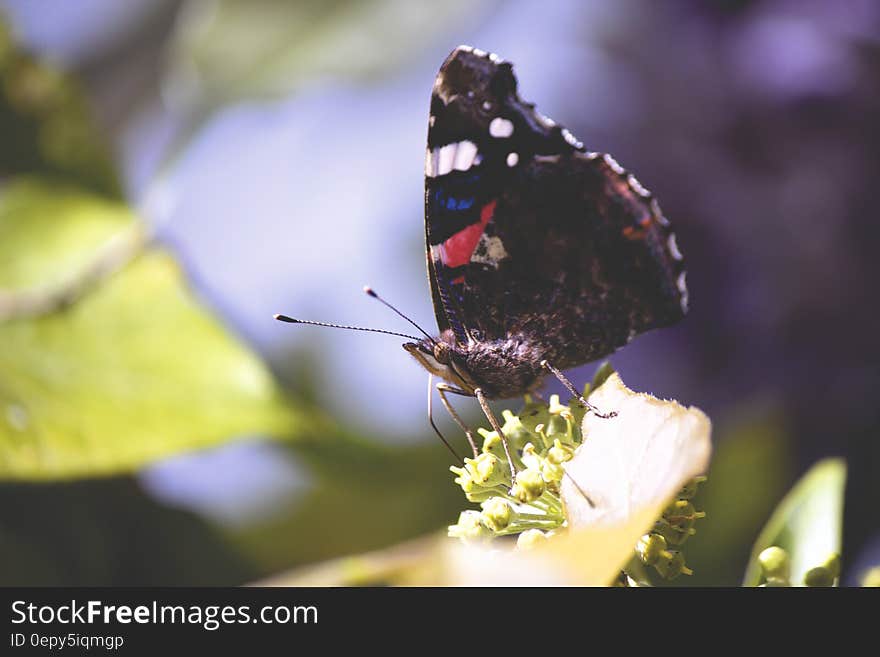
[0,179,132,291]
[0,179,308,480]
[166,0,495,110]
[743,458,846,586]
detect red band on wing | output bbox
[439,199,497,269]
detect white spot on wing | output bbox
[506,152,519,167]
[677,271,689,312]
[537,112,556,128]
[628,174,651,198]
[651,199,670,226]
[668,233,683,261]
[603,153,625,175]
[472,47,487,57]
[561,128,583,149]
[489,117,514,138]
[425,149,435,177]
[437,143,457,176]
[429,115,435,127]
[585,151,600,160]
[453,140,478,171]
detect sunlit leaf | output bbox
[0,179,308,480]
[743,458,846,586]
[0,179,132,293]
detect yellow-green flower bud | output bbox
[481,497,512,532]
[823,553,841,580]
[541,458,565,485]
[520,443,542,471]
[471,452,508,487]
[655,522,695,546]
[512,468,545,503]
[654,550,692,579]
[758,546,790,582]
[803,566,834,587]
[519,402,551,434]
[548,394,566,415]
[637,533,668,566]
[678,476,706,500]
[546,414,568,440]
[448,510,491,542]
[517,529,549,550]
[547,439,575,464]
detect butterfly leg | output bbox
[540,360,617,419]
[427,374,462,462]
[474,388,518,476]
[435,383,479,457]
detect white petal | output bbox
[562,373,711,530]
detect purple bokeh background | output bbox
[3,0,878,580]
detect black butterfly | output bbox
[279,46,687,468]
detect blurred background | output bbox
[0,0,877,586]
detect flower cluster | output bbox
[448,364,708,583]
[631,477,706,582]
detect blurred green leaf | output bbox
[0,179,310,480]
[743,458,846,586]
[0,179,132,291]
[230,434,463,576]
[0,477,254,585]
[166,0,494,110]
[680,408,793,585]
[0,16,120,197]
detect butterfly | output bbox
[278,46,687,469]
[396,46,688,460]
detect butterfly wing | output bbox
[424,46,687,369]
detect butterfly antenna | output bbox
[274,314,421,341]
[363,286,436,344]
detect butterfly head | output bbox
[403,334,475,393]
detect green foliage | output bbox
[744,458,846,586]
[0,477,253,585]
[0,18,120,197]
[681,410,792,585]
[0,179,309,480]
[229,435,464,575]
[166,0,495,111]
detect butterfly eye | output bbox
[433,342,452,364]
